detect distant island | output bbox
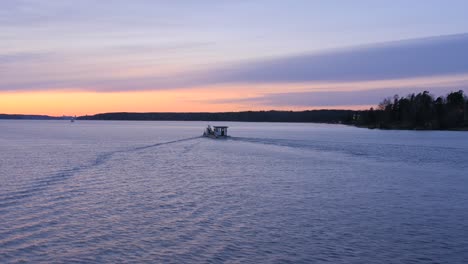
[2,90,467,130]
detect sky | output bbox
[1,0,468,115]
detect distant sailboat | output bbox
[70,116,76,123]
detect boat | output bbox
[203,125,229,139]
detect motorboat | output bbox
[203,125,229,139]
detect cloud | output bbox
[201,33,468,84]
[107,42,215,54]
[213,85,468,107]
[1,33,468,92]
[94,32,468,89]
[0,52,47,64]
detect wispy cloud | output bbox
[211,85,468,108]
[1,33,468,92]
[0,52,47,64]
[107,42,215,54]
[201,33,468,84]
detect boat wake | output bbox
[0,136,202,210]
[229,136,318,149]
[228,136,467,168]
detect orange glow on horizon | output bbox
[0,90,234,116]
[0,88,373,116]
[3,73,464,116]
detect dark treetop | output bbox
[356,90,468,130]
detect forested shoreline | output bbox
[356,90,468,130]
[0,114,67,120]
[78,110,354,123]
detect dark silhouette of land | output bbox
[356,90,468,130]
[0,114,70,120]
[77,110,355,124]
[2,90,467,130]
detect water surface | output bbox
[1,120,468,263]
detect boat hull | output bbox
[203,134,229,139]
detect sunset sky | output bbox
[2,0,468,115]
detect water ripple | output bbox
[1,121,468,263]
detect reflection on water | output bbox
[1,120,468,263]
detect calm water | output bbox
[1,120,468,263]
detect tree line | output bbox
[78,110,355,123]
[357,90,468,129]
[0,114,67,120]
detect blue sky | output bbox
[1,0,468,113]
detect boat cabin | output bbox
[203,125,229,138]
[213,126,228,137]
